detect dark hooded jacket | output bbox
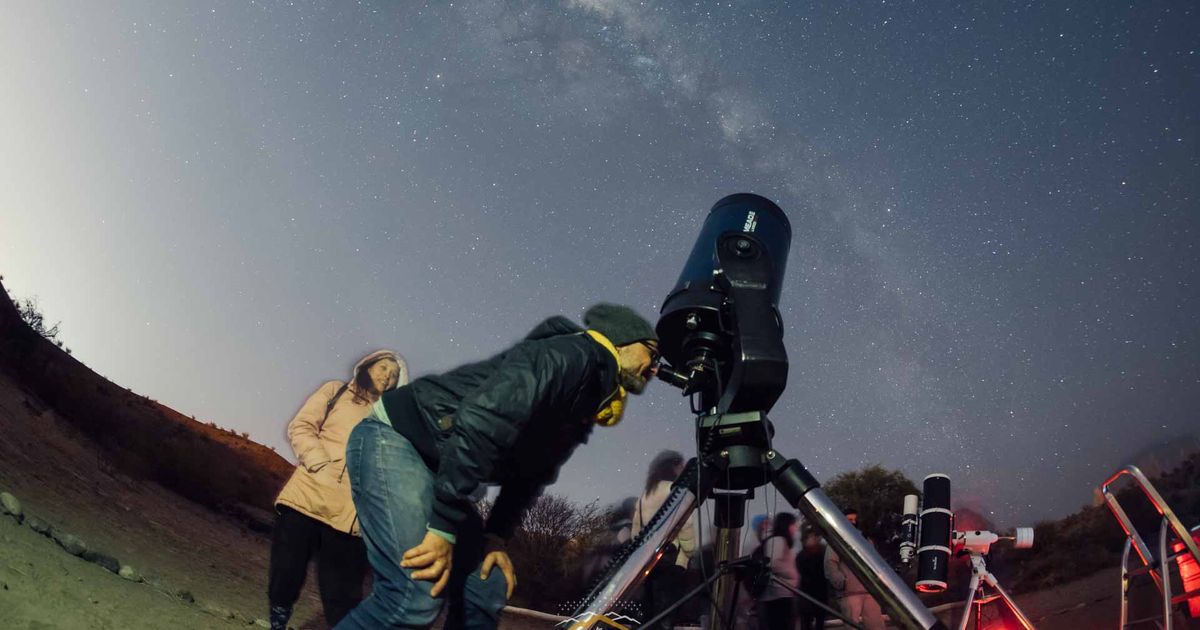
[378,316,621,539]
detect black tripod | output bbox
[636,552,862,630]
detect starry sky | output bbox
[1,1,1197,527]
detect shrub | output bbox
[15,296,62,342]
[494,494,609,611]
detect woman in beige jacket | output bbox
[268,350,407,630]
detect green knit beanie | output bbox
[583,303,658,346]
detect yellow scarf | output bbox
[586,330,627,427]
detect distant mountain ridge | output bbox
[1091,433,1200,507]
[1119,433,1200,478]
[0,278,292,521]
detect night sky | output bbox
[2,1,1197,527]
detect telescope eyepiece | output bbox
[655,364,691,389]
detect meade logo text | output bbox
[743,209,758,232]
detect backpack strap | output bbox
[324,382,349,421]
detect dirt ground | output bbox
[0,369,311,628]
[1005,567,1199,629]
[0,511,252,630]
[0,368,567,630]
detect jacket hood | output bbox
[353,349,409,389]
[523,316,584,340]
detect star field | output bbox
[1,1,1196,526]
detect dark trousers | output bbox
[268,505,369,626]
[798,599,827,630]
[762,598,794,630]
[642,562,687,629]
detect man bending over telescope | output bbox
[334,304,661,630]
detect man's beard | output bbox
[619,368,648,395]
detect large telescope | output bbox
[571,194,945,630]
[656,192,791,415]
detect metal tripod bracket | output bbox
[955,552,1035,630]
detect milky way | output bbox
[1,1,1197,526]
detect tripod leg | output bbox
[769,453,945,630]
[708,492,747,630]
[638,566,730,630]
[981,572,1036,630]
[955,573,981,630]
[572,473,702,625]
[769,575,864,630]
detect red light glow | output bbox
[1172,531,1200,618]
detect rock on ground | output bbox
[83,549,121,574]
[119,564,143,582]
[200,601,236,620]
[0,491,22,524]
[51,529,88,556]
[26,515,51,535]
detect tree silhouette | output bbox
[822,465,919,563]
[479,493,610,611]
[16,296,61,342]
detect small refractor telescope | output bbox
[911,473,954,592]
[900,474,1038,630]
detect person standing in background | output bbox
[824,508,884,630]
[270,350,407,630]
[631,450,698,630]
[794,527,829,630]
[751,513,772,544]
[758,513,799,630]
[580,496,637,587]
[733,513,773,630]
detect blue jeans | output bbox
[334,419,508,630]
